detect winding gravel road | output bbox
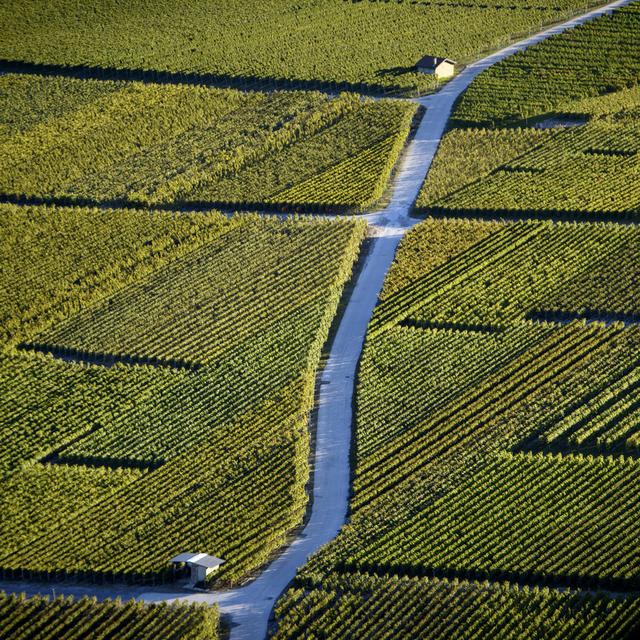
[1,0,635,637]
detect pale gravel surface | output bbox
[1,1,636,637]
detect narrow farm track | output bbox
[0,1,637,637]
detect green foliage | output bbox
[273,572,640,640]
[452,3,640,126]
[266,132,409,211]
[0,352,187,477]
[425,112,640,218]
[565,83,640,117]
[0,592,219,639]
[355,323,550,459]
[0,203,231,347]
[539,364,640,450]
[29,216,359,368]
[415,128,553,209]
[0,0,603,94]
[186,100,416,211]
[350,451,640,588]
[380,218,502,299]
[0,205,366,583]
[0,464,142,556]
[274,218,640,636]
[354,322,640,513]
[0,74,121,137]
[373,222,640,333]
[0,75,414,211]
[418,6,640,220]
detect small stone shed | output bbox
[416,56,456,79]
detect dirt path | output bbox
[0,1,636,637]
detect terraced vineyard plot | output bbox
[0,464,142,557]
[0,202,229,348]
[0,74,415,212]
[273,217,640,638]
[352,321,640,517]
[355,322,551,459]
[415,127,555,210]
[371,221,640,334]
[0,0,604,95]
[0,593,219,639]
[0,204,366,584]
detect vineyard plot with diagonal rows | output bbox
[272,217,640,638]
[273,572,640,640]
[418,102,640,219]
[0,74,416,212]
[452,2,640,127]
[0,204,366,585]
[0,592,220,639]
[416,3,640,221]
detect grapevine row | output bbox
[0,592,219,640]
[273,572,640,639]
[0,74,415,212]
[0,0,600,94]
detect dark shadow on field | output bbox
[412,205,640,225]
[376,65,416,77]
[18,341,199,371]
[0,192,355,216]
[0,59,408,97]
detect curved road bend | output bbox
[1,0,635,637]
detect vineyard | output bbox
[0,74,415,212]
[0,204,366,584]
[0,593,219,639]
[350,452,640,588]
[274,573,640,640]
[272,217,640,637]
[418,106,640,219]
[0,0,604,94]
[2,0,640,638]
[269,7,640,636]
[452,2,640,127]
[416,4,640,221]
[415,128,555,208]
[370,221,640,333]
